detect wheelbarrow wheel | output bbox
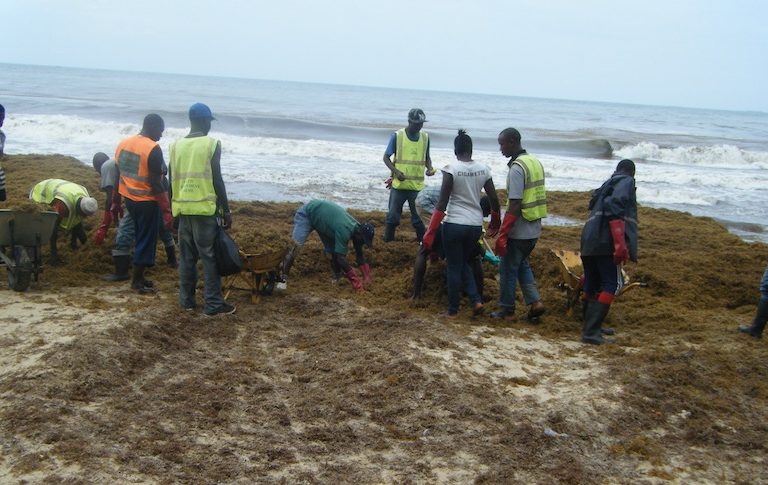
[7,246,33,292]
[8,267,32,292]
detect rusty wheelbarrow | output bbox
[0,209,59,291]
[551,249,646,315]
[223,246,289,303]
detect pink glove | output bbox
[359,263,372,288]
[345,268,364,292]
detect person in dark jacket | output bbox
[579,159,638,345]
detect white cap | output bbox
[78,197,98,216]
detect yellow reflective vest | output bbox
[392,128,429,191]
[30,179,90,229]
[169,136,219,216]
[512,154,547,221]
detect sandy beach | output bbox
[1,154,767,483]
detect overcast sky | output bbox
[2,0,765,112]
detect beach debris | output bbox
[544,427,569,438]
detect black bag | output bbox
[214,225,243,276]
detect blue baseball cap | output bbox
[189,102,216,120]
[359,223,375,248]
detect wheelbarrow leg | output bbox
[251,273,262,304]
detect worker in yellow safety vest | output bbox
[490,127,548,323]
[382,108,436,242]
[29,178,98,265]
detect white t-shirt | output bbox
[442,160,492,226]
[99,158,119,191]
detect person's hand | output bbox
[395,170,406,181]
[426,167,436,176]
[494,236,508,258]
[359,263,372,288]
[110,201,123,224]
[223,212,232,230]
[422,210,445,250]
[609,219,629,265]
[344,268,364,292]
[384,177,393,189]
[486,210,501,237]
[93,224,109,245]
[156,193,174,231]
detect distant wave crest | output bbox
[616,142,768,169]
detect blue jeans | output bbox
[125,199,160,267]
[760,266,768,301]
[112,209,174,256]
[443,223,482,314]
[386,188,425,234]
[498,238,540,311]
[178,215,224,312]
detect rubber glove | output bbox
[487,210,501,237]
[359,263,372,287]
[110,192,123,223]
[609,219,629,265]
[494,213,518,257]
[422,210,445,250]
[157,192,174,231]
[345,268,364,292]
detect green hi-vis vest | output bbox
[30,179,89,230]
[512,154,547,221]
[392,128,429,191]
[169,136,219,217]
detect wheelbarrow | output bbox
[551,249,646,315]
[223,246,289,303]
[0,209,59,291]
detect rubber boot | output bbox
[131,265,155,294]
[582,301,611,345]
[102,255,130,282]
[165,245,178,268]
[738,298,768,339]
[383,223,396,242]
[583,298,614,335]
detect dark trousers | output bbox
[125,198,160,267]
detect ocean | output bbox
[2,63,767,241]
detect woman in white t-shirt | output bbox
[421,130,501,318]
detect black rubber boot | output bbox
[102,255,130,282]
[582,301,611,345]
[165,245,178,268]
[738,298,768,339]
[131,265,155,294]
[383,223,396,242]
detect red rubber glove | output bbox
[494,212,518,257]
[609,219,629,265]
[93,208,113,245]
[110,192,123,224]
[156,192,174,231]
[359,263,372,288]
[487,210,501,237]
[345,268,364,292]
[422,210,445,250]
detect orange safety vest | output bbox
[115,134,160,202]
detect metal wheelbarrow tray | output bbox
[0,209,59,291]
[223,246,289,303]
